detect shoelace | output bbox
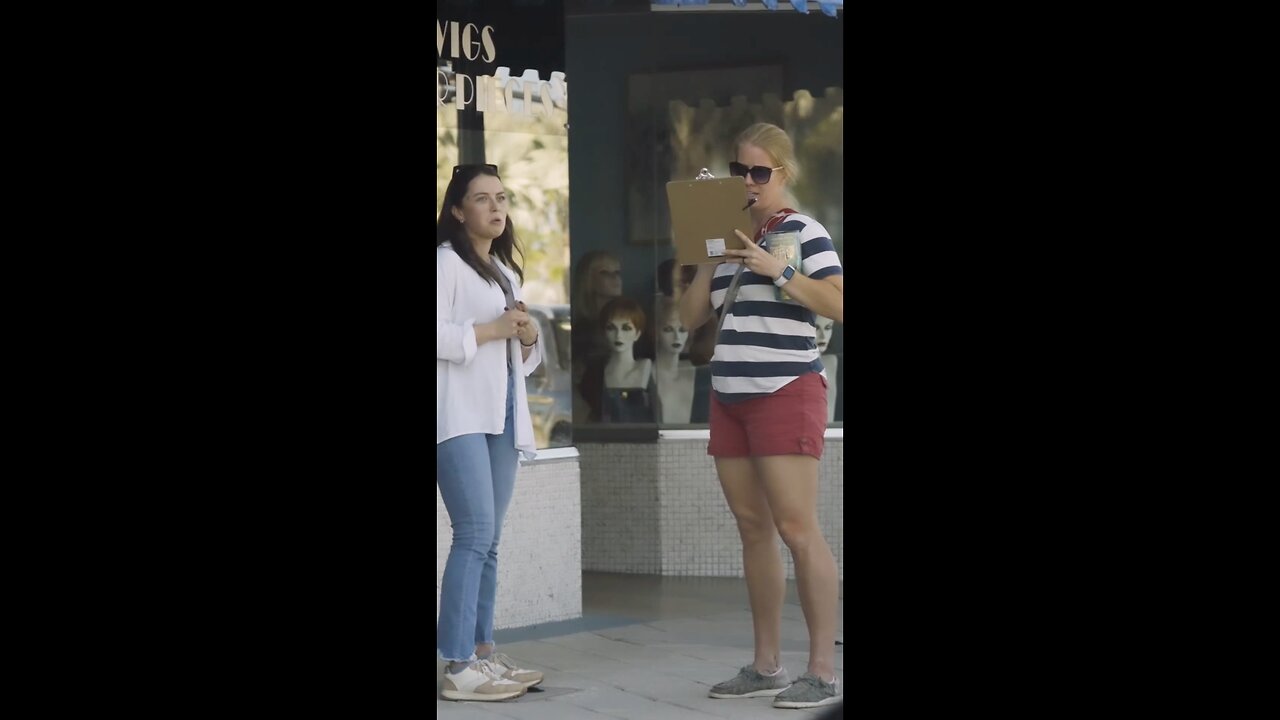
[797,674,838,690]
[489,652,519,670]
[473,659,513,683]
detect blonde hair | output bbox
[734,122,800,184]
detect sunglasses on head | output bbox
[729,161,784,184]
[452,163,499,176]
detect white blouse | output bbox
[436,242,542,457]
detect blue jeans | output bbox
[437,369,518,661]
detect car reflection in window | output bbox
[525,304,572,448]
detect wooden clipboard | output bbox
[666,176,754,265]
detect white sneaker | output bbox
[441,660,526,701]
[486,652,544,688]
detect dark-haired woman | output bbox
[436,164,544,701]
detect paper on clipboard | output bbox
[666,176,755,265]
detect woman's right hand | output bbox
[478,307,531,344]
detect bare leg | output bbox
[756,454,838,680]
[716,457,785,672]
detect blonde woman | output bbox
[679,123,844,710]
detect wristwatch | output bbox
[773,265,796,287]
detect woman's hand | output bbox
[722,229,787,280]
[478,307,531,344]
[514,301,538,346]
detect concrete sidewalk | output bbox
[436,573,845,719]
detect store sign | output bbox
[436,20,497,64]
[436,19,568,117]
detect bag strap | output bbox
[713,267,746,340]
[713,209,797,341]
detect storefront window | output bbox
[437,63,572,449]
[567,9,844,431]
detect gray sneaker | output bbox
[772,672,841,709]
[708,665,791,699]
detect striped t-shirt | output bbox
[709,212,843,402]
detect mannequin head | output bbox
[815,315,834,354]
[655,299,689,356]
[657,258,696,298]
[600,297,646,358]
[573,251,623,314]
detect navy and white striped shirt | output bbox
[709,212,842,403]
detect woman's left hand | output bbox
[515,301,538,346]
[723,229,787,280]
[516,323,538,346]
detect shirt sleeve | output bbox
[437,253,479,365]
[519,335,543,377]
[795,215,843,281]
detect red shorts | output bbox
[708,373,828,459]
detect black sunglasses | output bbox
[452,163,499,176]
[729,161,784,184]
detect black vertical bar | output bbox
[456,107,486,165]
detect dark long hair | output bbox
[436,164,524,285]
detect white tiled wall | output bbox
[580,438,844,579]
[435,456,582,631]
[579,443,662,573]
[655,442,742,576]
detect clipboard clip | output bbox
[695,168,754,210]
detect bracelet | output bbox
[520,337,538,347]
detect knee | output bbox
[452,521,496,554]
[732,513,776,544]
[775,518,819,553]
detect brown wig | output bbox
[436,164,524,285]
[598,296,647,336]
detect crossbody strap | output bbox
[713,264,746,340]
